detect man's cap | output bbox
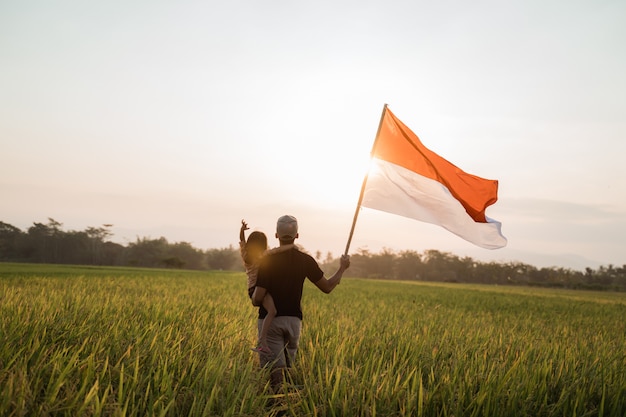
[276,215,298,239]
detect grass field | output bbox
[1,263,625,416]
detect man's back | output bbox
[256,246,323,320]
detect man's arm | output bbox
[313,254,350,294]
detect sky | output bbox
[1,0,625,271]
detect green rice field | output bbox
[1,263,625,416]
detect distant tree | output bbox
[422,250,458,282]
[0,221,23,260]
[102,241,125,266]
[206,245,239,270]
[168,241,205,270]
[373,248,396,280]
[474,261,503,284]
[348,248,373,278]
[324,251,334,264]
[25,218,64,263]
[85,224,113,264]
[394,250,423,280]
[615,265,626,291]
[162,257,185,268]
[57,230,90,264]
[126,237,169,267]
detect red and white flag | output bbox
[359,106,507,250]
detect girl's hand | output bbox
[241,219,249,232]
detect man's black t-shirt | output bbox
[256,246,324,320]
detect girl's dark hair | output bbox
[244,231,268,263]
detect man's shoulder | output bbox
[258,245,292,268]
[262,245,318,265]
[266,244,295,256]
[266,244,312,256]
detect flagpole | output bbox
[344,103,388,256]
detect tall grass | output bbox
[1,263,625,416]
[300,281,626,416]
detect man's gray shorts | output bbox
[257,316,302,368]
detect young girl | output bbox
[239,219,276,354]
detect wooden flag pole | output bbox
[344,103,388,255]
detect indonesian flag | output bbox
[360,106,507,249]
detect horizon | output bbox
[0,215,616,272]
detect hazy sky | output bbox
[2,0,625,270]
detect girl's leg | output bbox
[258,292,277,348]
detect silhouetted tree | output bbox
[0,222,23,260]
[206,245,239,270]
[25,218,64,263]
[85,225,113,264]
[168,241,205,269]
[422,250,458,282]
[394,250,423,280]
[126,237,169,267]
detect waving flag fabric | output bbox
[360,106,507,249]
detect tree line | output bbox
[0,219,238,271]
[1,218,624,291]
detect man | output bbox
[253,215,350,390]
